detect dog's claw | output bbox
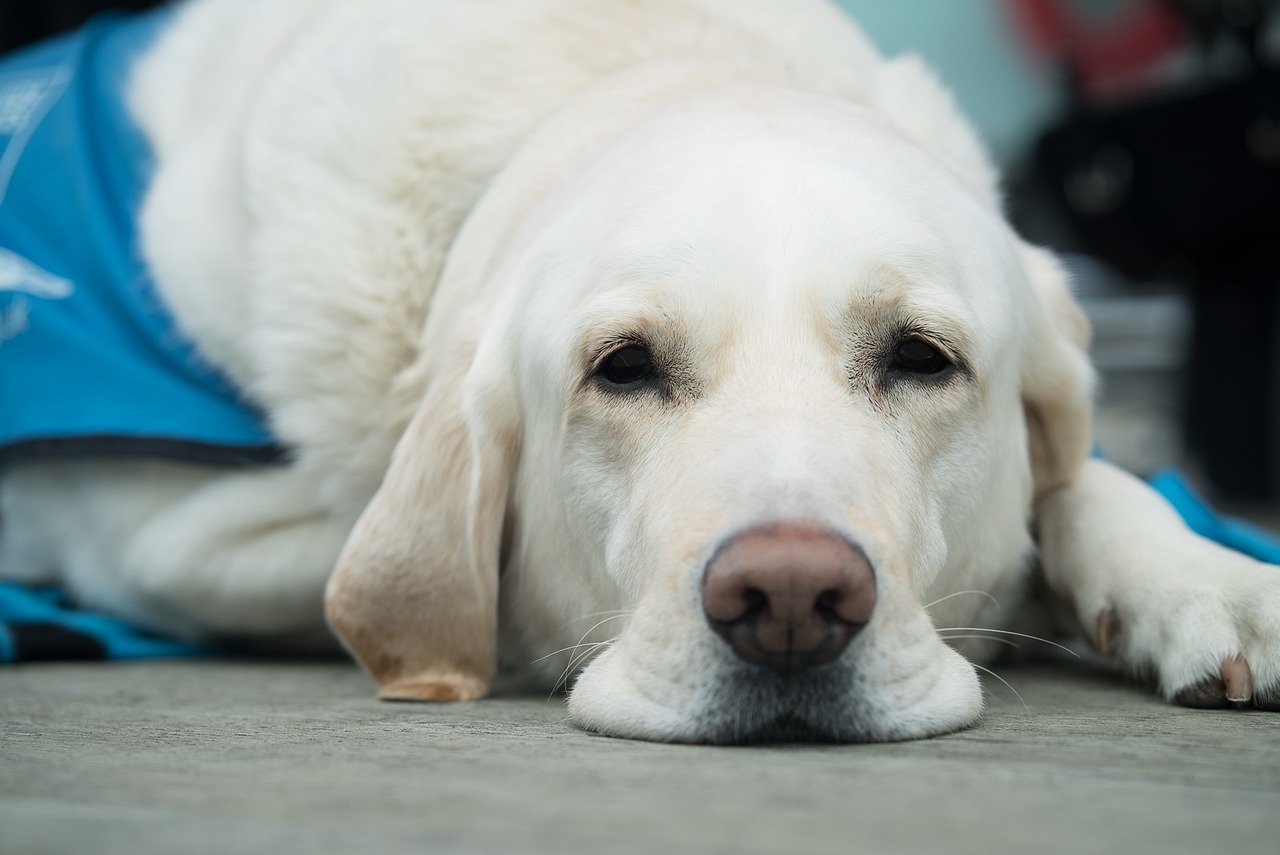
[1095,608,1119,656]
[1175,656,1254,709]
[1220,655,1253,704]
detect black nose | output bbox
[701,523,876,673]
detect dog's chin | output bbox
[691,665,871,745]
[566,644,985,745]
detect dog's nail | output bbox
[1095,608,1119,656]
[1175,675,1231,709]
[1220,655,1253,704]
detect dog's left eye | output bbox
[597,344,654,387]
[893,337,951,375]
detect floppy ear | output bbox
[325,326,515,701]
[1019,243,1096,496]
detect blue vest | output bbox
[0,11,283,467]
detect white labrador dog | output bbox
[2,0,1277,743]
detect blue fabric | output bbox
[1148,468,1280,565]
[0,583,220,662]
[0,9,280,463]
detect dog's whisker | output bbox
[534,613,632,665]
[563,640,612,682]
[551,640,604,693]
[559,609,634,629]
[971,662,1030,716]
[532,615,632,665]
[544,612,633,694]
[938,633,1020,650]
[923,589,1001,612]
[550,640,614,697]
[550,653,586,697]
[553,647,596,694]
[538,611,631,697]
[938,627,1080,658]
[532,642,603,665]
[571,613,631,646]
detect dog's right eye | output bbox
[893,337,950,375]
[596,344,654,387]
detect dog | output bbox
[1,0,1277,743]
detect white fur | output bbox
[1038,460,1280,698]
[2,0,1277,742]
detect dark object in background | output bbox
[1022,0,1280,500]
[0,1,166,55]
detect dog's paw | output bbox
[1091,547,1280,711]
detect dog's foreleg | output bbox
[1036,457,1280,710]
[122,466,354,648]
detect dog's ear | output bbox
[325,322,515,701]
[1018,243,1095,496]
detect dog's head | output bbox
[325,61,1093,742]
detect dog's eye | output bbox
[597,344,654,387]
[893,337,951,375]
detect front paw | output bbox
[1091,555,1280,711]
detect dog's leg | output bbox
[3,459,352,647]
[118,466,354,647]
[2,459,219,637]
[1037,458,1280,709]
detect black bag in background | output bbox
[0,1,165,56]
[1029,0,1280,500]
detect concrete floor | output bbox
[1,657,1278,855]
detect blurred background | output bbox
[5,0,1279,518]
[838,0,1280,530]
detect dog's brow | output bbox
[897,314,972,358]
[847,261,973,332]
[846,301,974,353]
[571,295,677,369]
[581,330,646,367]
[592,247,699,287]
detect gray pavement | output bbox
[2,657,1278,855]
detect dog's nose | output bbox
[702,524,876,672]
